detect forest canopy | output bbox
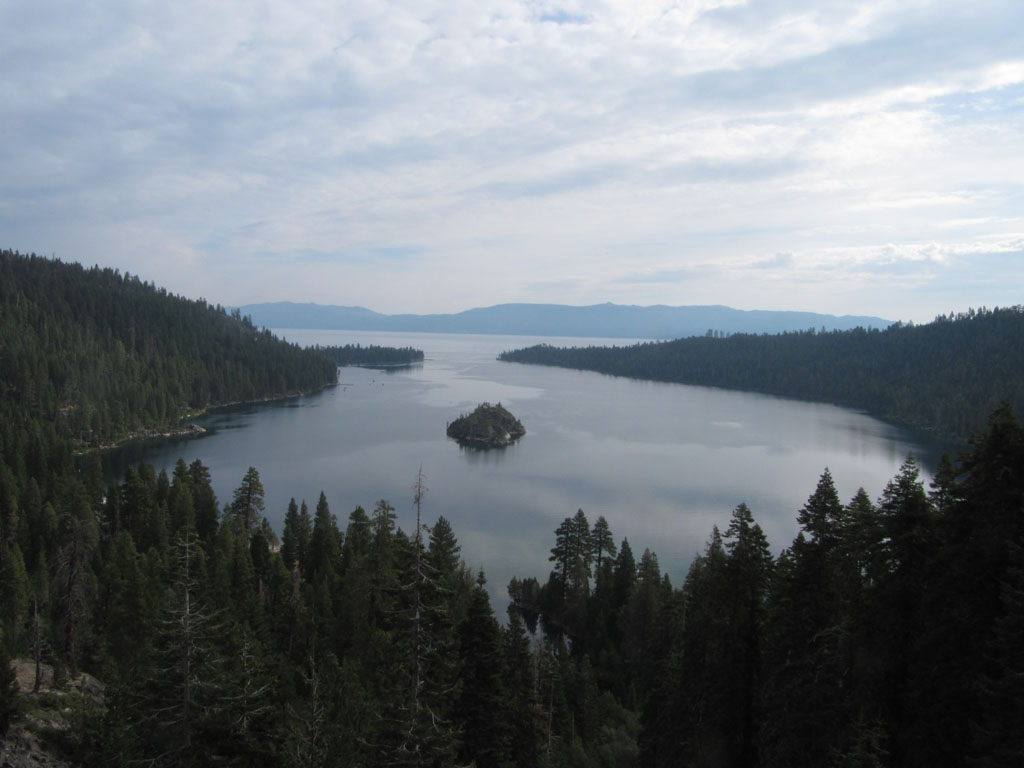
[1,407,1020,767]
[312,343,424,367]
[499,307,1024,441]
[1,249,1021,767]
[0,250,338,450]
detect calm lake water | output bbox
[104,330,946,605]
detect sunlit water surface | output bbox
[104,330,948,606]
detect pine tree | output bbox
[189,460,219,547]
[341,505,371,574]
[230,467,265,534]
[643,530,726,767]
[544,509,594,642]
[281,498,301,572]
[621,547,664,705]
[503,611,541,768]
[972,548,1024,767]
[548,510,593,597]
[217,623,276,765]
[388,471,461,767]
[283,647,336,768]
[168,459,196,539]
[612,538,636,612]
[94,531,155,683]
[760,473,861,767]
[796,468,845,547]
[862,457,936,766]
[591,515,617,585]
[906,406,1024,766]
[0,542,29,655]
[927,453,960,515]
[0,633,19,737]
[54,479,99,670]
[722,503,772,768]
[455,572,509,768]
[132,533,226,765]
[425,515,472,624]
[307,492,341,585]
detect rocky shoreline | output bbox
[82,383,338,454]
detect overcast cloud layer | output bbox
[2,0,1023,320]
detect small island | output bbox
[447,402,526,448]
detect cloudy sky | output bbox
[3,0,1023,321]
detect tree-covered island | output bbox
[446,402,526,447]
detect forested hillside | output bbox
[499,307,1024,440]
[0,252,1021,767]
[0,251,337,450]
[1,410,1021,767]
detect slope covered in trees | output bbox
[1,408,1020,767]
[1,252,1021,765]
[0,251,337,450]
[499,307,1024,440]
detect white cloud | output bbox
[1,0,1023,321]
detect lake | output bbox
[103,330,946,606]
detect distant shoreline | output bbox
[239,301,893,340]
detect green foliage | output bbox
[972,551,1024,767]
[230,467,266,534]
[446,402,526,447]
[0,637,18,737]
[312,343,424,367]
[0,249,337,451]
[3,250,1022,767]
[0,543,30,653]
[500,307,1024,440]
[0,407,1018,766]
[454,572,508,766]
[307,492,342,586]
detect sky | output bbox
[2,0,1023,322]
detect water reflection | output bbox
[455,441,527,465]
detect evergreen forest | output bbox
[314,344,425,367]
[499,308,1024,441]
[0,250,338,451]
[0,250,1022,767]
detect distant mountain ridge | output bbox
[237,301,892,339]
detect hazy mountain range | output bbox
[237,301,893,340]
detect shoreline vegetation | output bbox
[2,250,1023,766]
[85,340,426,455]
[84,382,342,454]
[498,306,1024,442]
[0,250,421,457]
[312,343,425,367]
[1,250,339,453]
[6,407,1022,767]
